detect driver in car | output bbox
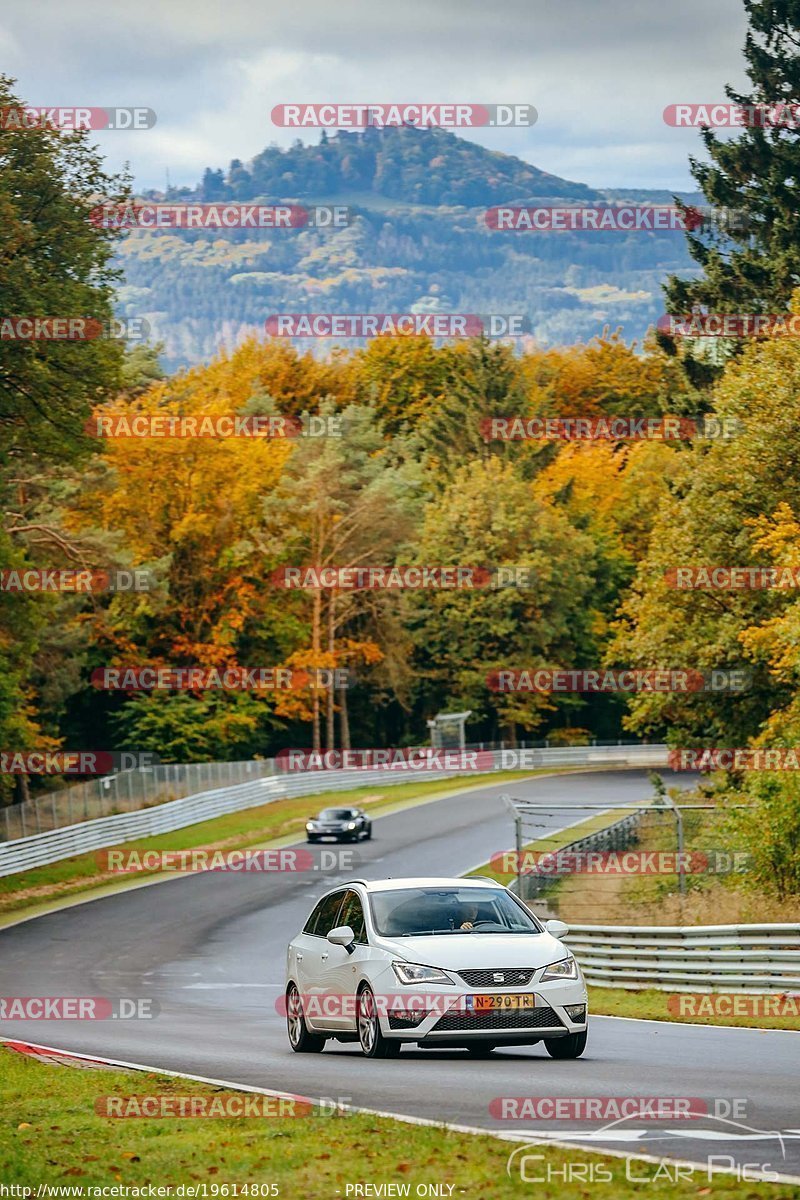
[458,902,479,930]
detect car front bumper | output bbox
[368,969,588,1043]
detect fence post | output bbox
[663,793,686,895]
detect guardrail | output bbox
[565,924,800,993]
[0,742,668,876]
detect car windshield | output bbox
[318,809,353,820]
[369,887,542,937]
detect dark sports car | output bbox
[305,807,372,843]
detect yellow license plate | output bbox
[468,993,538,1011]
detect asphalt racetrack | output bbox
[2,769,798,1180]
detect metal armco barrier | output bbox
[564,924,800,993]
[0,743,668,876]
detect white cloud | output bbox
[0,0,750,191]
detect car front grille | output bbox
[456,967,537,988]
[431,1006,564,1033]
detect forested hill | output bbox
[195,125,601,207]
[120,127,701,369]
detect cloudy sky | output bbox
[2,0,749,193]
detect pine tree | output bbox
[665,0,800,316]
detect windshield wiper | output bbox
[470,928,538,934]
[388,929,470,937]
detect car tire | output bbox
[545,1029,587,1059]
[466,1041,496,1055]
[357,985,401,1058]
[364,826,372,840]
[286,983,326,1054]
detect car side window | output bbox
[303,890,346,937]
[337,890,367,944]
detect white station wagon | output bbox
[285,876,588,1058]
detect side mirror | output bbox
[327,925,356,954]
[545,919,569,940]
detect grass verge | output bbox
[0,770,569,923]
[2,1044,795,1198]
[587,985,800,1030]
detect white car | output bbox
[285,876,588,1058]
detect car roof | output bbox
[345,877,506,893]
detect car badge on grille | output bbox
[493,972,505,982]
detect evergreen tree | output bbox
[665,1,800,316]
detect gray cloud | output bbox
[2,0,749,191]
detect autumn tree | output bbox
[261,401,420,750]
[609,301,800,746]
[408,458,599,742]
[0,75,128,790]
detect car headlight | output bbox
[540,956,579,982]
[347,822,357,830]
[392,962,456,985]
[305,822,316,830]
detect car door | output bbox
[315,888,371,1031]
[290,889,347,1028]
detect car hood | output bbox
[375,932,568,970]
